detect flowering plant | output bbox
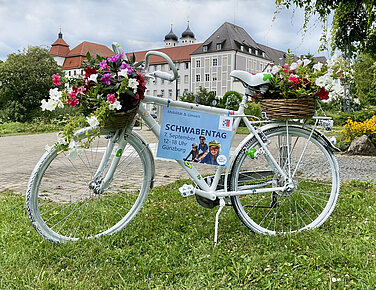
[263,55,347,101]
[41,52,146,158]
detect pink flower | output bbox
[77,86,86,95]
[67,91,79,107]
[100,59,109,71]
[107,93,117,104]
[283,65,289,73]
[288,75,300,85]
[52,73,61,86]
[101,73,112,85]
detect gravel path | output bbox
[0,128,375,194]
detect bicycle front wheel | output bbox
[26,130,154,243]
[229,126,340,235]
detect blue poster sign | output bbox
[157,107,233,166]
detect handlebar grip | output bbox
[153,71,176,81]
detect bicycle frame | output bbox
[137,94,290,200]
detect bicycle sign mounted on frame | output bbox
[26,43,340,246]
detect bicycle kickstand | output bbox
[214,197,226,247]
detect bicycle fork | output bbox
[89,129,128,194]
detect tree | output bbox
[179,87,219,106]
[353,53,376,105]
[218,90,243,110]
[276,0,376,57]
[0,46,63,122]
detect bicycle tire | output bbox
[26,130,154,243]
[229,126,340,235]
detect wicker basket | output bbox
[260,97,316,119]
[103,105,139,130]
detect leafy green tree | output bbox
[179,87,219,107]
[276,0,376,57]
[0,46,63,122]
[218,90,243,110]
[353,53,376,105]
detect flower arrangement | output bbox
[342,115,376,145]
[41,52,146,158]
[263,55,347,101]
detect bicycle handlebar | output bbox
[145,51,178,81]
[112,42,128,61]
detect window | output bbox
[203,46,208,52]
[161,64,166,71]
[205,58,210,67]
[168,89,172,97]
[216,43,222,50]
[222,56,228,66]
[153,90,157,96]
[205,73,210,81]
[212,73,217,81]
[260,63,263,71]
[212,58,218,66]
[184,75,189,84]
[161,90,164,96]
[161,79,164,84]
[196,74,201,82]
[185,62,189,69]
[196,60,201,68]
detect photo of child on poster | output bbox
[157,107,233,166]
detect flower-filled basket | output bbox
[41,51,146,155]
[258,55,346,119]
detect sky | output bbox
[0,0,331,61]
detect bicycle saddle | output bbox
[230,71,271,87]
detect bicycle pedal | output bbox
[179,184,195,197]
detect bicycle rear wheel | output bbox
[229,126,340,235]
[26,130,154,242]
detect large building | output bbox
[49,23,293,102]
[49,30,114,78]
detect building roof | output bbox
[62,41,114,70]
[164,27,178,41]
[49,33,70,57]
[126,43,202,65]
[181,24,195,39]
[256,43,287,66]
[191,22,266,58]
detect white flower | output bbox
[86,115,99,127]
[56,132,67,145]
[313,62,323,71]
[109,100,122,111]
[41,99,58,111]
[271,65,280,74]
[303,59,311,66]
[49,88,62,100]
[297,59,303,66]
[118,70,128,77]
[290,62,298,70]
[128,78,139,91]
[88,74,98,82]
[315,76,326,87]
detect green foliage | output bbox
[0,179,376,288]
[218,90,243,110]
[179,87,219,106]
[353,53,376,105]
[276,1,376,57]
[0,46,63,122]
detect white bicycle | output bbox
[26,44,340,244]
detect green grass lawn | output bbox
[0,180,375,289]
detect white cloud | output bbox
[0,0,331,61]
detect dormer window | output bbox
[216,43,222,50]
[203,46,208,52]
[240,45,244,51]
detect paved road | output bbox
[1,128,375,194]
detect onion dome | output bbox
[182,24,195,39]
[164,27,178,41]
